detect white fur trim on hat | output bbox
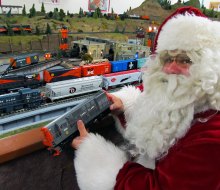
[156,14,220,53]
[74,133,128,190]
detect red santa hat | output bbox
[153,7,220,53]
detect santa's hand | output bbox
[72,120,88,149]
[106,93,124,114]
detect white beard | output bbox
[124,63,201,161]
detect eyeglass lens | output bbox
[162,54,192,65]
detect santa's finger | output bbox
[72,137,80,148]
[72,138,83,149]
[106,93,113,101]
[77,120,88,137]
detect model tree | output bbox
[6,8,12,17]
[79,7,84,18]
[41,3,46,14]
[22,4,26,16]
[93,10,98,19]
[59,9,65,21]
[45,23,52,34]
[6,23,13,36]
[35,26,40,35]
[96,7,102,18]
[29,4,36,18]
[81,53,93,63]
[53,8,59,20]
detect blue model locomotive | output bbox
[41,90,111,155]
[0,88,43,114]
[10,53,39,69]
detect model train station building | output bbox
[72,37,150,60]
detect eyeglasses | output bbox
[160,54,192,65]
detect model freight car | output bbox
[44,76,103,101]
[81,61,111,77]
[137,57,148,69]
[10,53,39,69]
[10,25,22,34]
[0,74,42,95]
[110,59,137,72]
[0,88,43,114]
[103,69,142,90]
[41,90,111,155]
[0,58,147,95]
[0,25,8,34]
[43,67,81,83]
[22,25,32,33]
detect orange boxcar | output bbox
[81,61,111,77]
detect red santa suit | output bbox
[74,7,220,190]
[115,110,220,190]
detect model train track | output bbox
[0,87,122,119]
[0,58,64,76]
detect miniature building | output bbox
[209,1,220,12]
[114,42,150,60]
[76,37,150,61]
[71,39,106,59]
[0,5,22,14]
[128,39,143,45]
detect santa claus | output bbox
[72,7,220,190]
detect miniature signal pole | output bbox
[59,26,69,51]
[147,22,157,53]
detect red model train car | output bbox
[81,61,111,77]
[0,25,7,34]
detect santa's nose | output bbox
[162,61,189,76]
[163,61,179,74]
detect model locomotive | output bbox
[41,90,111,155]
[0,74,42,95]
[0,88,43,114]
[10,53,39,69]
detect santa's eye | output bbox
[161,54,192,65]
[164,57,173,63]
[176,55,192,65]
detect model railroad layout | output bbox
[0,53,147,116]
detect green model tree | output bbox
[45,23,52,34]
[22,4,26,16]
[35,26,40,35]
[81,53,93,63]
[79,7,84,18]
[96,7,102,18]
[59,9,65,21]
[53,8,59,20]
[158,0,171,10]
[6,23,13,36]
[93,10,98,19]
[6,8,12,17]
[41,3,46,14]
[29,4,36,18]
[114,25,119,33]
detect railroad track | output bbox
[0,87,123,119]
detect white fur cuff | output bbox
[74,133,128,190]
[112,85,141,112]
